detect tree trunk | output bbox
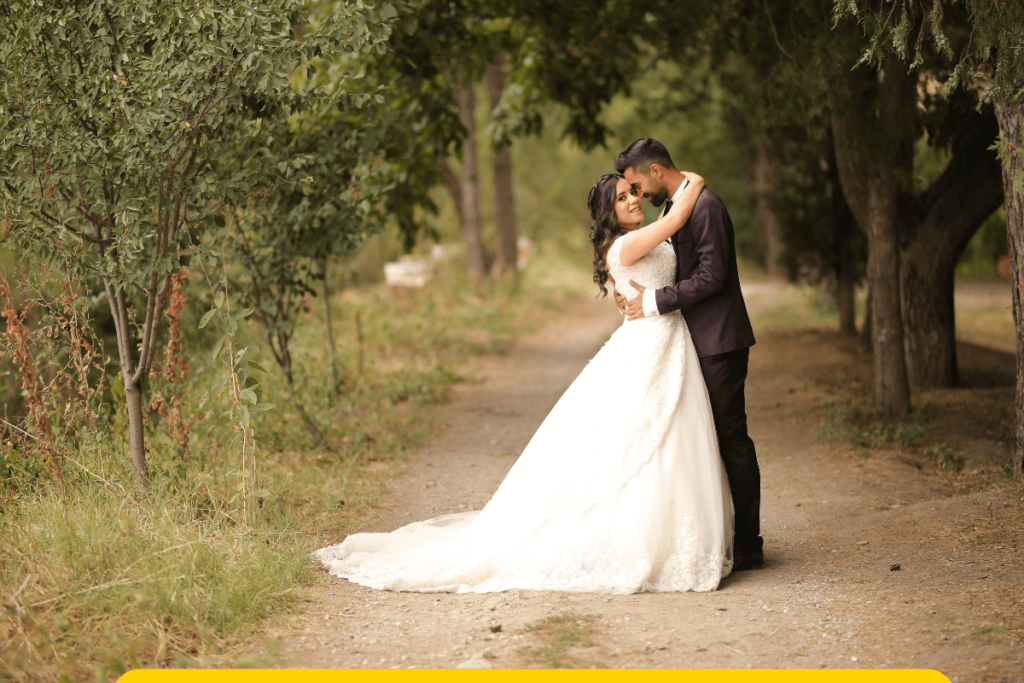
[355,309,364,376]
[124,379,150,482]
[860,287,873,351]
[898,101,1004,389]
[486,57,519,276]
[837,256,857,337]
[320,259,340,394]
[900,259,958,389]
[826,139,859,336]
[439,163,463,228]
[456,83,487,282]
[994,99,1024,476]
[831,53,912,416]
[753,141,785,277]
[865,178,911,415]
[104,282,151,484]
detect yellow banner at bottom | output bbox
[120,669,950,683]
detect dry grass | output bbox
[0,253,579,681]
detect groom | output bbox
[613,138,763,571]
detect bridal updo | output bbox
[588,173,627,298]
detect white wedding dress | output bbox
[315,236,734,593]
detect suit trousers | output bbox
[698,348,762,553]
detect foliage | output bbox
[0,0,400,481]
[956,208,1008,277]
[350,0,515,249]
[195,269,273,522]
[832,0,1024,203]
[214,95,392,417]
[0,0,393,295]
[504,1,726,150]
[923,442,959,473]
[834,0,1024,103]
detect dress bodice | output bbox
[607,236,677,301]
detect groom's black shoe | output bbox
[733,548,764,572]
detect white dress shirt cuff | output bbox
[642,288,661,317]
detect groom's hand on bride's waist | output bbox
[624,280,646,321]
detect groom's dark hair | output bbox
[614,138,676,175]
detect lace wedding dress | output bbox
[315,237,734,593]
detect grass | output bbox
[816,388,936,455]
[0,249,582,681]
[518,614,598,668]
[0,387,389,680]
[745,283,866,334]
[923,443,960,473]
[971,625,1011,643]
[815,393,977,476]
[956,306,1017,354]
[811,366,1017,492]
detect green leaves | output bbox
[0,0,404,291]
[211,336,227,362]
[198,309,217,330]
[833,0,1024,101]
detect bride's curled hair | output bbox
[588,173,627,298]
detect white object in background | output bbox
[383,256,432,288]
[431,244,446,261]
[516,236,535,271]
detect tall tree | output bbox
[0,0,396,483]
[486,56,518,276]
[834,0,1024,468]
[898,93,1003,388]
[752,142,786,278]
[355,0,519,274]
[456,83,487,281]
[830,50,914,415]
[734,0,1000,400]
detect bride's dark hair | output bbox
[588,173,627,298]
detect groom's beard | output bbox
[647,187,669,207]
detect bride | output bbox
[315,171,734,594]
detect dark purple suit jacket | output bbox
[654,188,756,358]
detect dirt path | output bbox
[261,293,1023,680]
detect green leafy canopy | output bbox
[0,0,401,288]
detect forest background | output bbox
[0,0,1021,678]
